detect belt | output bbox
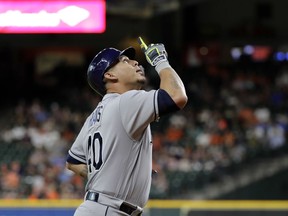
[85,191,142,216]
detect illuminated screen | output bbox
[0,0,106,33]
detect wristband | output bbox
[155,61,172,74]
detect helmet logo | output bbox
[88,65,95,71]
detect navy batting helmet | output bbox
[87,47,136,96]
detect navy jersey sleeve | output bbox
[157,89,180,116]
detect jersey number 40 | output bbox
[87,132,103,173]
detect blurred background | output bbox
[0,0,288,215]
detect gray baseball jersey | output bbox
[68,89,159,207]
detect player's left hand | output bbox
[138,37,171,74]
[138,37,168,67]
[143,43,168,67]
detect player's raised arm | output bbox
[138,37,188,109]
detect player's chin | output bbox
[137,77,147,85]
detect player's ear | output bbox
[103,72,118,82]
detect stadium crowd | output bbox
[0,52,288,199]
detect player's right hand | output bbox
[137,37,168,68]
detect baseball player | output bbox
[66,37,187,216]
